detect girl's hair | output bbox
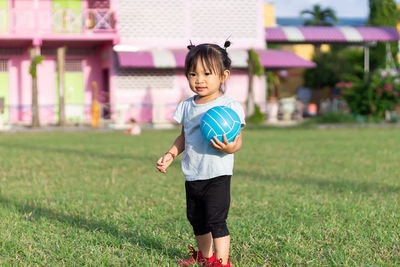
[184,41,232,79]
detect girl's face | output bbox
[188,59,230,103]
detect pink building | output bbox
[0,0,313,126]
[0,0,117,125]
[109,0,268,126]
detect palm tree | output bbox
[300,4,338,26]
[300,5,338,114]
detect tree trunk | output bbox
[246,50,255,117]
[57,47,67,126]
[314,44,321,114]
[30,47,40,128]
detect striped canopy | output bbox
[115,48,316,69]
[265,26,400,43]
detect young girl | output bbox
[156,42,245,267]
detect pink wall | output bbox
[7,52,33,122]
[109,68,266,123]
[12,0,35,9]
[12,0,88,9]
[6,55,265,124]
[2,0,267,125]
[226,69,266,113]
[6,48,105,124]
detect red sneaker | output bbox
[204,258,231,267]
[177,246,215,266]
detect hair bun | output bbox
[223,40,231,49]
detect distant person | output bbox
[156,42,245,267]
[124,118,141,135]
[295,86,312,119]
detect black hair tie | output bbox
[187,40,195,50]
[224,40,231,49]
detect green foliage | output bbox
[303,50,340,89]
[342,77,372,116]
[366,0,398,70]
[266,72,279,86]
[304,47,365,90]
[336,47,365,81]
[313,111,357,124]
[246,104,265,124]
[248,49,264,77]
[266,72,280,97]
[342,69,400,117]
[29,55,44,78]
[300,4,338,26]
[367,0,398,27]
[266,44,280,50]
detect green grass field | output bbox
[0,127,399,266]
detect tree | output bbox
[29,47,44,128]
[57,47,67,126]
[303,50,340,110]
[304,46,365,90]
[246,49,264,117]
[300,4,338,112]
[301,4,338,57]
[300,4,338,26]
[366,0,398,70]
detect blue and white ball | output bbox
[200,106,241,144]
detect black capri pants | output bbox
[185,175,231,238]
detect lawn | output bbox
[0,127,399,266]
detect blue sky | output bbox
[268,0,400,18]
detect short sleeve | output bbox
[172,101,185,124]
[228,101,246,127]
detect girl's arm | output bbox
[210,132,242,154]
[156,126,185,173]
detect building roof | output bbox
[256,49,316,69]
[265,26,400,44]
[115,48,316,70]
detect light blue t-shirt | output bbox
[173,94,246,181]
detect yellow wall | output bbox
[280,43,330,61]
[264,3,276,27]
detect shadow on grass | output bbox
[0,195,182,259]
[235,169,400,194]
[0,142,156,162]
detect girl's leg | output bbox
[214,235,230,265]
[196,232,213,258]
[206,176,231,264]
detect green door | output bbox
[55,60,85,122]
[0,0,8,33]
[0,62,9,124]
[52,0,82,33]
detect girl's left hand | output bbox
[210,133,241,154]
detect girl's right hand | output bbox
[156,153,175,173]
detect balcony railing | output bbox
[0,8,116,34]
